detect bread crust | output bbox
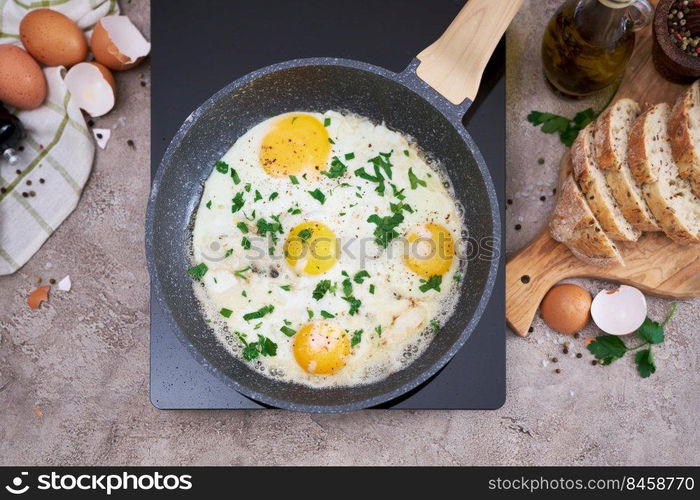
[549,175,624,267]
[668,81,700,197]
[571,125,640,241]
[594,98,640,172]
[627,103,700,245]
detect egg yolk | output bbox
[259,114,331,177]
[403,223,455,278]
[293,321,350,375]
[284,221,338,275]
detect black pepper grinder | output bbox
[0,103,25,165]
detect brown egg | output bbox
[91,15,150,71]
[0,44,47,110]
[540,284,592,335]
[20,8,88,67]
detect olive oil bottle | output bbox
[542,0,652,96]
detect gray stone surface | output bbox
[0,0,697,466]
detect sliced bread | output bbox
[572,124,641,241]
[594,98,660,231]
[627,103,700,245]
[550,175,624,267]
[668,80,700,198]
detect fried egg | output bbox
[190,111,465,388]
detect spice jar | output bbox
[0,103,25,164]
[542,0,653,96]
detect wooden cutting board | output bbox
[505,7,700,337]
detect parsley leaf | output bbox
[241,334,278,361]
[403,150,410,157]
[419,275,442,293]
[242,304,275,322]
[298,228,313,242]
[231,192,245,213]
[353,270,370,284]
[257,216,283,248]
[527,108,598,147]
[367,213,404,248]
[241,236,251,250]
[234,266,252,279]
[219,308,233,318]
[342,296,361,315]
[587,335,627,365]
[351,329,363,347]
[369,284,375,294]
[369,151,393,179]
[408,168,427,189]
[236,222,249,233]
[269,192,278,201]
[324,117,331,127]
[187,262,208,280]
[635,349,656,378]
[430,319,440,333]
[280,284,291,291]
[230,168,240,184]
[254,190,262,202]
[280,325,297,337]
[308,188,326,204]
[375,325,382,337]
[321,310,335,318]
[215,160,228,174]
[224,249,233,258]
[289,175,299,185]
[345,152,355,160]
[312,280,332,300]
[637,317,665,344]
[206,200,212,209]
[323,156,348,179]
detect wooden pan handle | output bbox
[505,229,583,336]
[416,0,524,105]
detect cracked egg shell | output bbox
[591,285,647,336]
[64,62,115,117]
[540,284,592,335]
[91,15,150,71]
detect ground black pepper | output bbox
[576,353,582,358]
[591,360,598,366]
[49,278,56,284]
[515,224,522,230]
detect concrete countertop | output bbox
[0,0,697,465]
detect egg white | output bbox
[191,111,465,388]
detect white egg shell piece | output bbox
[591,285,647,335]
[64,63,115,117]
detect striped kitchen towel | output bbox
[0,0,118,275]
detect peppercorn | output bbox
[576,353,582,358]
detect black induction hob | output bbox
[150,0,505,410]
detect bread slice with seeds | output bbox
[594,98,660,231]
[668,80,700,198]
[572,124,641,241]
[627,103,700,245]
[550,175,624,267]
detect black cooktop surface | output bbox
[150,0,505,410]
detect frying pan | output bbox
[147,0,521,412]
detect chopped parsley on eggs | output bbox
[190,111,465,388]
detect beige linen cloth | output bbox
[0,0,118,275]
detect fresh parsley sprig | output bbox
[587,303,677,378]
[526,108,597,147]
